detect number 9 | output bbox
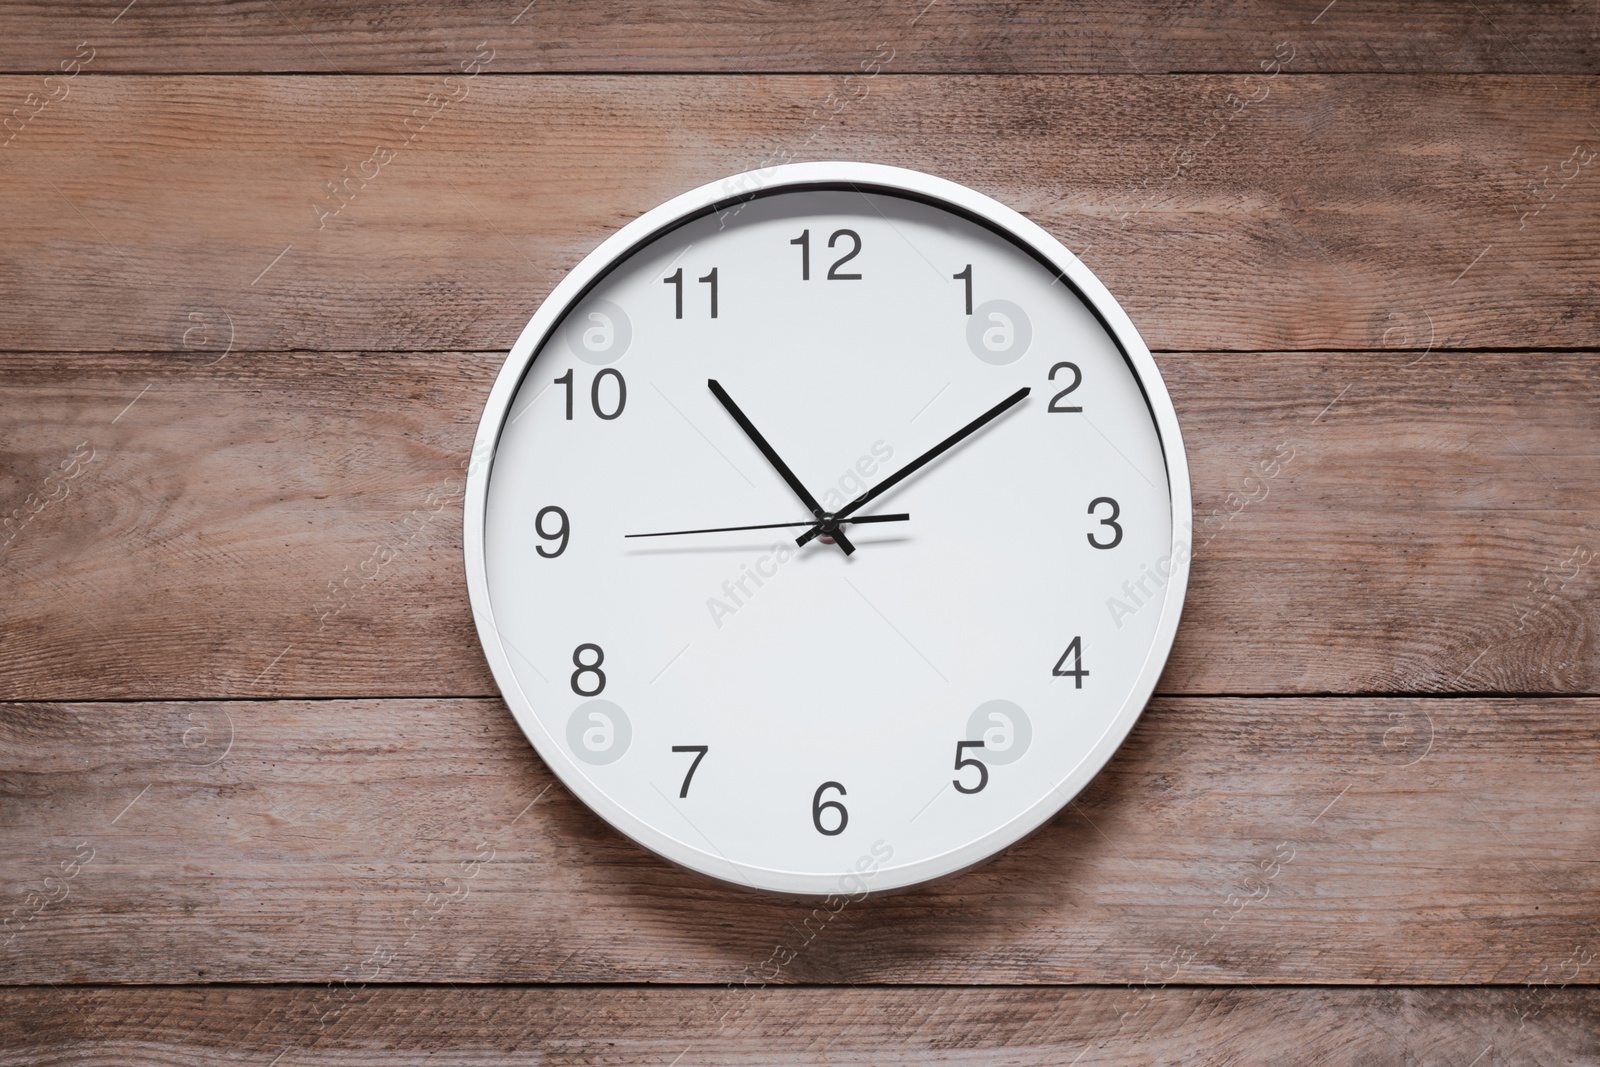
[535,505,569,558]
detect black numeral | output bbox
[555,369,574,420]
[791,229,810,280]
[558,369,628,420]
[664,268,683,318]
[1047,362,1083,413]
[699,267,718,317]
[591,368,626,420]
[812,781,848,836]
[672,745,708,798]
[1052,636,1088,687]
[827,229,863,280]
[953,264,973,314]
[1087,497,1123,549]
[570,643,606,696]
[953,741,988,794]
[534,505,569,558]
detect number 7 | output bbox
[671,745,709,798]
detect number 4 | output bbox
[1053,636,1088,687]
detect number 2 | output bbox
[827,229,862,280]
[1047,362,1082,413]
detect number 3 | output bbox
[1087,497,1122,549]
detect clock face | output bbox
[467,164,1190,896]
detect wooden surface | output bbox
[2,3,1598,1064]
[2,1,1599,73]
[3,696,1597,984]
[3,987,1598,1065]
[2,350,1596,700]
[2,76,1600,353]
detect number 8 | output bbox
[570,643,606,696]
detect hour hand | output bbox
[707,379,854,555]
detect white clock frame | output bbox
[464,161,1192,896]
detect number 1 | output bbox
[699,268,718,318]
[791,229,810,280]
[554,369,574,420]
[953,264,972,315]
[664,268,683,318]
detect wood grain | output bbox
[1,76,1597,354]
[2,696,1595,984]
[2,2,1598,74]
[2,985,1597,1065]
[3,350,1595,701]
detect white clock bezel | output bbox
[464,161,1192,896]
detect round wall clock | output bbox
[465,162,1191,896]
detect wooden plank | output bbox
[0,75,1597,353]
[2,2,1598,74]
[1,696,1594,984]
[2,350,1595,700]
[2,985,1596,1065]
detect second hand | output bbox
[626,514,910,539]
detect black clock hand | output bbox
[707,378,856,555]
[626,513,909,539]
[796,386,1030,548]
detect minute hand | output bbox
[797,386,1030,548]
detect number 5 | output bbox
[953,741,988,794]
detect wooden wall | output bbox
[1,3,1596,1063]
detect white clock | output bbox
[465,162,1190,896]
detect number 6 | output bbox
[812,782,848,836]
